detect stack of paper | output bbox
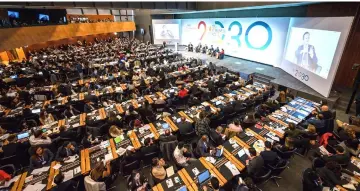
[31,166,50,175]
[225,161,240,176]
[23,183,46,191]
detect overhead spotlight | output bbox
[114,32,117,35]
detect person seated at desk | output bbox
[174,142,196,167]
[246,147,264,176]
[210,126,225,146]
[106,112,122,128]
[128,170,149,191]
[81,132,99,148]
[1,134,29,157]
[260,141,279,166]
[255,104,270,118]
[52,173,77,191]
[336,119,360,137]
[81,83,92,92]
[322,145,350,165]
[313,105,332,120]
[226,120,243,138]
[316,161,347,188]
[151,157,168,183]
[90,161,111,186]
[159,129,177,144]
[56,141,79,162]
[340,138,360,156]
[141,137,160,156]
[63,104,80,118]
[195,135,216,157]
[59,125,78,141]
[154,97,166,105]
[29,130,52,146]
[125,105,139,116]
[184,74,193,83]
[178,86,188,98]
[29,146,54,171]
[39,110,55,125]
[188,95,201,106]
[305,114,325,132]
[109,125,123,138]
[84,101,97,113]
[175,77,185,85]
[202,177,225,191]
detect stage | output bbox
[174,47,340,108]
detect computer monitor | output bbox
[197,170,210,185]
[177,186,187,191]
[215,101,221,106]
[8,11,19,19]
[215,147,223,157]
[39,14,50,21]
[114,136,122,144]
[17,132,29,140]
[10,75,17,79]
[162,123,170,129]
[32,109,41,114]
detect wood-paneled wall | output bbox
[0,21,135,52]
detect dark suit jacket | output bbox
[195,139,211,157]
[247,155,264,175]
[209,129,224,146]
[323,152,350,165]
[177,121,194,135]
[30,149,54,171]
[84,104,96,113]
[64,109,80,118]
[56,146,79,161]
[159,135,177,144]
[260,150,278,166]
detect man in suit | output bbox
[260,141,278,166]
[63,104,80,118]
[209,126,225,146]
[56,141,79,162]
[177,116,194,135]
[322,145,350,165]
[159,130,177,145]
[83,101,97,113]
[246,147,264,176]
[195,135,215,157]
[59,125,78,141]
[295,32,318,72]
[140,137,160,156]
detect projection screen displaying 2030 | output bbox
[281,17,353,97]
[152,19,181,45]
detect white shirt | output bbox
[29,135,51,146]
[174,146,187,165]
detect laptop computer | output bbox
[215,147,224,158]
[176,186,187,191]
[162,123,170,129]
[17,132,29,140]
[197,170,211,186]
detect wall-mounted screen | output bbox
[281,17,353,97]
[8,11,19,19]
[152,19,181,45]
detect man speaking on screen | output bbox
[295,32,318,73]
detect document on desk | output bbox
[74,166,81,175]
[104,153,113,162]
[64,155,78,163]
[52,163,62,170]
[63,170,74,182]
[225,161,240,176]
[72,123,80,128]
[238,149,246,158]
[0,174,21,188]
[166,166,175,177]
[205,157,216,164]
[31,166,50,175]
[23,183,46,191]
[342,183,356,190]
[166,179,174,188]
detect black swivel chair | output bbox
[122,160,141,177]
[311,157,325,170]
[142,152,160,168]
[179,130,196,143]
[252,167,272,191]
[273,146,296,161]
[264,159,289,187]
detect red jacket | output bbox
[178,89,188,98]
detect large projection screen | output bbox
[280,17,353,97]
[181,18,290,66]
[152,19,181,45]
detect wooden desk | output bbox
[79,93,84,100]
[80,113,86,126]
[156,92,167,100]
[98,108,107,120]
[246,129,266,142]
[131,99,139,109]
[10,172,27,191]
[241,87,255,94]
[163,116,179,131]
[115,104,124,114]
[263,124,284,139]
[232,136,251,149]
[178,111,194,123]
[109,139,118,160]
[57,119,65,127]
[149,123,160,140]
[80,150,86,174]
[268,116,289,127]
[61,96,68,105]
[84,149,91,172]
[180,169,197,191]
[129,131,141,149]
[144,95,154,104]
[47,161,60,190]
[199,158,227,186]
[219,145,245,171]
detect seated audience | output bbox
[30,146,54,171]
[39,110,55,125]
[29,130,52,146]
[210,126,225,146]
[322,145,350,164]
[260,141,279,166]
[56,141,79,162]
[140,137,159,156]
[195,135,215,157]
[151,157,167,183]
[128,170,149,191]
[246,147,264,176]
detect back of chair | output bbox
[123,160,141,177]
[312,157,325,170]
[253,167,272,183]
[274,146,296,160]
[160,140,178,161]
[84,175,106,191]
[142,152,159,167]
[179,130,196,142]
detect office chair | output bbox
[265,159,289,187]
[311,157,325,170]
[122,160,141,177]
[179,130,196,143]
[273,146,296,161]
[142,152,160,168]
[252,167,272,191]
